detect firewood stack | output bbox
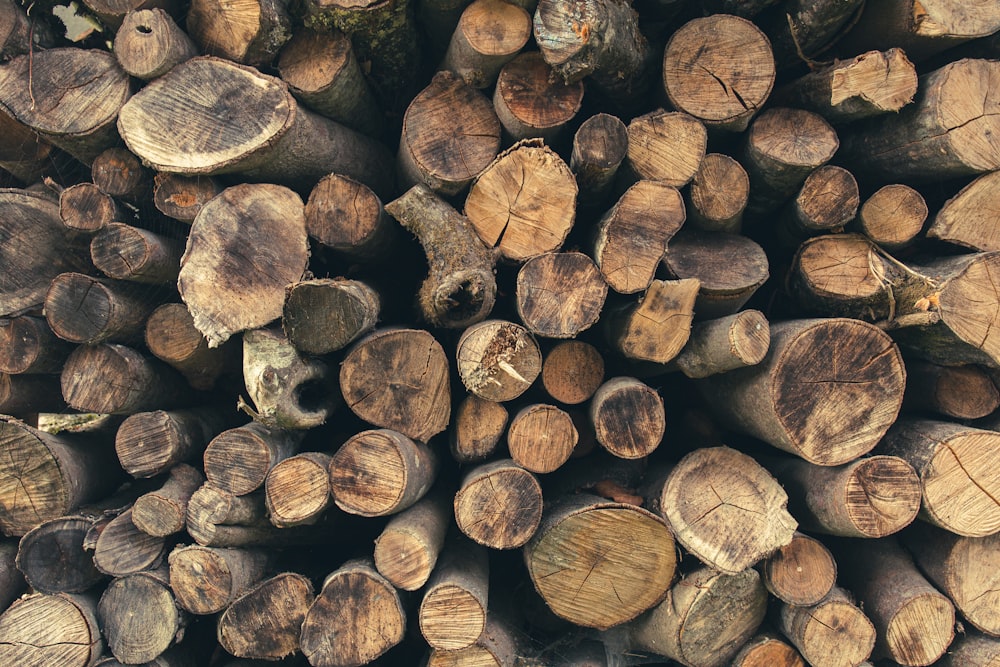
[1,0,1000,664]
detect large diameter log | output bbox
[625,109,707,188]
[493,51,583,143]
[98,568,187,665]
[454,459,542,550]
[145,303,234,390]
[16,517,103,594]
[114,8,198,80]
[44,272,160,345]
[61,343,189,414]
[264,451,332,528]
[132,463,205,537]
[515,252,607,339]
[186,0,291,66]
[0,592,104,666]
[218,572,314,660]
[168,545,271,615]
[696,318,905,466]
[775,586,876,667]
[418,537,489,650]
[442,0,531,89]
[927,170,1000,252]
[372,493,449,591]
[760,532,836,607]
[524,494,676,630]
[456,319,542,402]
[116,407,237,479]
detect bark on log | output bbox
[114,8,198,80]
[927,170,1000,252]
[44,272,159,345]
[507,403,578,473]
[589,376,664,459]
[604,278,699,364]
[903,361,1000,419]
[61,343,189,414]
[283,278,380,355]
[760,0,865,69]
[145,303,234,391]
[673,310,770,379]
[185,485,289,547]
[775,586,876,667]
[15,516,103,594]
[81,0,176,31]
[424,614,519,667]
[541,340,605,405]
[685,153,749,234]
[418,536,489,650]
[185,0,291,65]
[0,592,104,667]
[92,508,167,577]
[759,531,836,606]
[91,147,150,203]
[624,109,707,188]
[263,451,332,528]
[453,458,542,550]
[115,407,237,479]
[304,174,398,260]
[152,173,222,223]
[852,183,927,250]
[60,182,126,236]
[90,223,184,284]
[456,319,542,402]
[570,112,628,211]
[774,165,859,248]
[0,373,66,416]
[372,493,449,591]
[450,394,507,463]
[493,51,583,143]
[168,544,271,615]
[729,634,805,667]
[204,423,302,497]
[441,0,531,89]
[515,252,607,338]
[132,463,205,537]
[97,567,187,664]
[217,571,314,660]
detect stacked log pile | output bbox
[1,0,1000,665]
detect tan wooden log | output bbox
[92,508,167,577]
[685,153,749,234]
[186,0,290,65]
[759,531,836,606]
[304,173,399,261]
[168,544,272,615]
[152,173,222,223]
[852,183,927,250]
[450,394,508,463]
[61,343,189,414]
[589,376,665,459]
[927,170,1000,252]
[571,112,628,211]
[418,536,489,650]
[492,51,583,143]
[673,310,770,379]
[90,223,184,284]
[204,422,302,497]
[903,361,1000,419]
[132,463,205,537]
[730,634,806,667]
[541,340,605,405]
[283,278,380,355]
[372,493,449,591]
[218,572,314,660]
[624,109,707,188]
[60,182,126,236]
[263,451,332,528]
[144,303,235,391]
[441,0,531,89]
[604,278,700,364]
[454,459,543,550]
[775,586,876,667]
[507,403,578,473]
[456,319,542,402]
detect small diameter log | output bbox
[763,454,921,538]
[424,614,519,667]
[515,252,607,338]
[875,418,1000,537]
[277,29,382,138]
[0,416,122,536]
[0,48,131,164]
[418,537,489,650]
[92,148,152,203]
[853,184,927,250]
[674,310,770,379]
[685,153,750,234]
[661,14,774,132]
[589,376,664,459]
[153,173,222,223]
[186,0,290,65]
[168,545,271,615]
[759,532,836,606]
[524,494,676,630]
[834,538,955,666]
[304,174,398,261]
[901,522,1000,636]
[16,517,104,594]
[464,140,577,263]
[662,230,769,320]
[218,572,314,660]
[541,340,605,405]
[283,279,379,355]
[61,343,189,414]
[92,509,167,577]
[299,559,406,667]
[456,319,542,402]
[761,0,864,69]
[451,393,508,463]
[178,183,308,348]
[60,182,126,235]
[623,565,766,667]
[730,634,805,667]
[696,319,905,466]
[44,272,159,345]
[186,485,288,547]
[838,58,1000,183]
[625,109,707,188]
[0,592,103,667]
[0,373,66,415]
[775,586,876,667]
[938,632,1000,667]
[385,185,496,329]
[442,0,531,89]
[132,463,205,537]
[927,170,1000,252]
[571,113,628,210]
[774,165,860,247]
[903,361,1000,419]
[81,0,176,31]
[94,646,192,667]
[204,423,302,497]
[454,458,543,550]
[340,328,451,441]
[330,428,437,517]
[507,403,578,474]
[114,8,198,80]
[397,71,501,196]
[145,303,232,391]
[90,223,184,284]
[593,180,685,294]
[98,568,187,665]
[264,451,332,528]
[493,51,584,143]
[741,107,839,219]
[373,493,450,591]
[605,278,700,364]
[116,407,236,479]
[0,0,41,60]
[417,0,469,63]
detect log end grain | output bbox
[454,459,542,550]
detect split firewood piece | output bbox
[456,319,542,402]
[98,567,187,665]
[0,111,55,185]
[852,184,927,250]
[61,343,189,414]
[775,586,876,667]
[774,165,860,248]
[218,572,314,660]
[16,516,103,595]
[571,113,628,210]
[396,71,501,196]
[493,51,584,143]
[277,29,383,138]
[730,634,806,667]
[901,522,1000,637]
[673,310,770,379]
[385,185,496,329]
[0,592,104,667]
[118,56,394,193]
[938,632,1000,667]
[763,454,921,538]
[178,183,308,348]
[662,230,769,320]
[833,537,955,666]
[263,451,332,528]
[685,153,749,234]
[145,303,234,391]
[204,423,302,497]
[875,418,1000,537]
[454,458,543,550]
[304,174,399,261]
[621,566,767,667]
[168,545,272,616]
[593,180,685,294]
[299,559,406,667]
[589,376,664,459]
[0,373,65,416]
[152,173,222,223]
[927,170,1000,251]
[649,446,797,574]
[839,58,1000,183]
[624,110,707,188]
[605,279,700,364]
[186,0,290,65]
[759,0,864,69]
[339,328,451,441]
[424,614,519,667]
[442,0,531,89]
[662,14,774,132]
[0,416,123,536]
[741,107,839,219]
[44,272,159,345]
[132,463,205,537]
[373,493,450,591]
[60,183,127,236]
[541,340,605,405]
[92,508,167,577]
[903,361,1000,419]
[0,48,131,164]
[329,428,437,517]
[524,494,676,630]
[507,403,578,474]
[90,223,184,284]
[283,279,380,355]
[92,148,151,203]
[418,536,489,650]
[772,49,917,124]
[114,8,198,80]
[451,394,508,463]
[115,407,238,478]
[465,140,577,263]
[515,252,607,338]
[759,532,836,606]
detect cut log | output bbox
[685,153,749,234]
[759,532,836,606]
[204,422,302,497]
[541,340,605,405]
[456,319,542,402]
[450,394,507,463]
[132,463,205,537]
[114,8,198,80]
[304,174,398,261]
[570,112,628,210]
[589,376,664,459]
[775,586,876,667]
[16,516,104,594]
[44,272,159,345]
[927,170,1000,251]
[0,592,104,667]
[0,111,55,185]
[624,109,707,188]
[852,183,927,250]
[493,51,583,143]
[92,508,167,577]
[185,0,290,65]
[94,645,192,667]
[507,403,578,474]
[372,493,449,591]
[0,540,23,611]
[441,0,531,89]
[98,567,187,665]
[263,451,332,528]
[730,634,805,667]
[90,223,184,284]
[903,361,1000,419]
[283,278,380,355]
[217,571,314,660]
[938,632,1000,667]
[115,407,238,479]
[60,182,126,236]
[152,173,222,223]
[454,458,543,549]
[168,544,271,615]
[774,165,860,248]
[604,278,699,364]
[81,0,176,31]
[92,147,150,202]
[418,536,489,650]
[61,343,189,414]
[145,303,234,391]
[515,252,607,338]
[673,310,770,379]
[186,485,289,547]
